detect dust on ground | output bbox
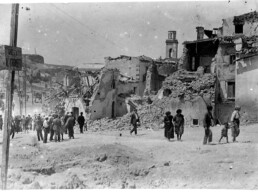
[0,123,257,189]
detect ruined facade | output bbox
[233,35,258,123]
[105,55,151,96]
[90,68,120,120]
[222,11,258,37]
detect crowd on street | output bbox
[0,103,241,146]
[4,111,87,143]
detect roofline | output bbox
[183,38,215,44]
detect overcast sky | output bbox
[0,0,257,66]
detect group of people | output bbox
[129,104,241,145]
[203,105,241,144]
[161,105,241,144]
[163,109,185,141]
[6,111,87,143]
[35,111,86,143]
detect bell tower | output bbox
[166,31,178,59]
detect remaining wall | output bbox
[156,61,178,76]
[211,43,236,123]
[144,63,166,95]
[90,69,119,120]
[168,96,207,125]
[222,14,258,36]
[65,98,86,118]
[105,56,151,96]
[236,55,258,122]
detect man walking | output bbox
[77,112,85,134]
[203,105,214,145]
[130,109,140,135]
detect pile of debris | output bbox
[162,68,216,101]
[88,96,164,132]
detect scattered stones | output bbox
[22,177,32,185]
[164,161,170,166]
[130,168,149,177]
[128,182,136,189]
[95,154,107,162]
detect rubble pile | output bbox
[162,69,216,101]
[88,97,165,131]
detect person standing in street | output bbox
[43,117,50,143]
[130,109,140,135]
[53,114,62,142]
[0,115,3,131]
[230,106,241,142]
[64,112,70,134]
[65,112,75,139]
[77,112,85,134]
[173,109,185,141]
[49,114,55,141]
[35,115,43,142]
[164,111,174,141]
[203,105,214,145]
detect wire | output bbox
[49,4,124,50]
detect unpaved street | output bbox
[0,124,257,189]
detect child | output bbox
[219,122,230,143]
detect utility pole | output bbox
[24,57,27,116]
[1,4,19,190]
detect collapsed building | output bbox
[156,11,258,125]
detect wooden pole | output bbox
[24,57,27,116]
[1,4,19,190]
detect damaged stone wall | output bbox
[222,11,258,36]
[236,54,258,123]
[90,68,120,120]
[116,81,139,117]
[178,47,189,70]
[157,69,216,126]
[155,60,178,76]
[105,55,151,96]
[144,62,166,95]
[211,43,236,124]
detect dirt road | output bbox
[0,123,257,189]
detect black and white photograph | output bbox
[0,0,257,190]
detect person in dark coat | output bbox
[63,112,70,134]
[10,118,16,139]
[77,112,85,134]
[203,105,214,145]
[230,106,241,142]
[130,109,140,135]
[164,111,174,141]
[0,115,3,131]
[49,115,55,141]
[53,115,62,142]
[24,115,31,133]
[35,115,43,141]
[173,109,185,141]
[65,113,75,139]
